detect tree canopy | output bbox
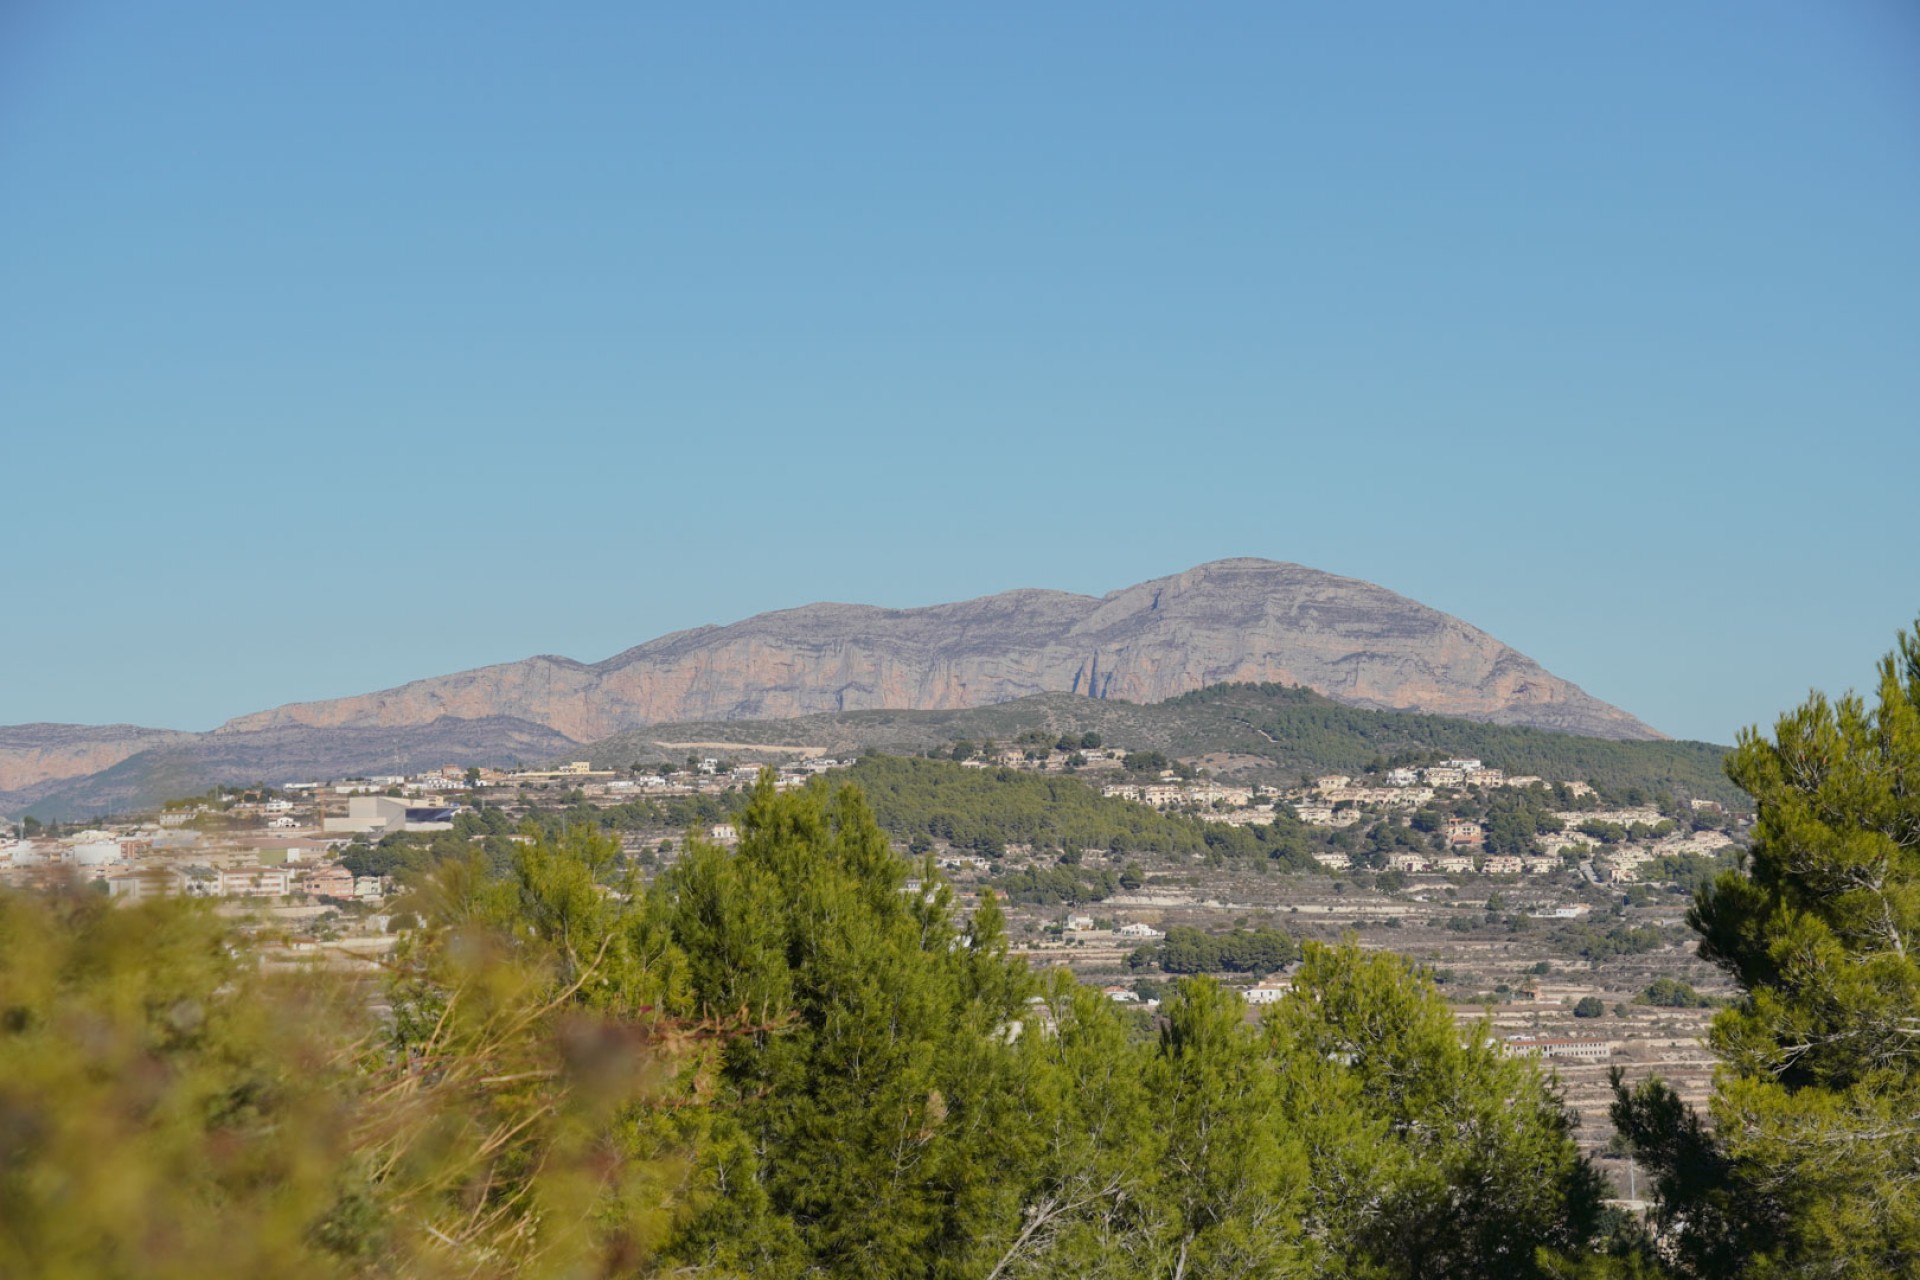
[1613,622,1920,1278]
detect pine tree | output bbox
[1268,942,1608,1278]
[981,972,1163,1279]
[1616,622,1920,1277]
[1152,977,1312,1278]
[660,775,1041,1278]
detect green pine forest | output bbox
[4,628,1918,1277]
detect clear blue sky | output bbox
[3,2,1915,744]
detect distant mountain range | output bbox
[1,559,1663,818]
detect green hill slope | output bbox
[839,753,1316,867]
[581,682,1743,806]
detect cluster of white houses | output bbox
[1101,780,1259,808]
[1,826,392,904]
[1308,850,1565,875]
[282,755,854,808]
[106,862,390,903]
[1088,761,1740,882]
[1503,1036,1617,1062]
[0,811,398,905]
[1094,761,1571,834]
[1099,972,1292,1009]
[1,752,860,907]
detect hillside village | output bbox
[1,740,1742,907]
[956,736,1742,881]
[0,754,849,916]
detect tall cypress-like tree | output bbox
[1615,623,1920,1277]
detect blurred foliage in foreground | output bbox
[4,777,1642,1278]
[0,852,693,1278]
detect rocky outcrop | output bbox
[218,559,1661,743]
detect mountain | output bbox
[220,559,1659,740]
[1,559,1661,817]
[0,724,195,813]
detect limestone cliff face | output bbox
[217,560,1661,743]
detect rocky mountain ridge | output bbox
[1,559,1660,817]
[218,559,1658,741]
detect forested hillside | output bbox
[1166,684,1736,797]
[841,753,1322,866]
[584,682,1744,806]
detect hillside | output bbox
[7,718,580,821]
[838,753,1318,866]
[583,682,1742,806]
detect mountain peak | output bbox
[207,560,1660,742]
[0,561,1662,816]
